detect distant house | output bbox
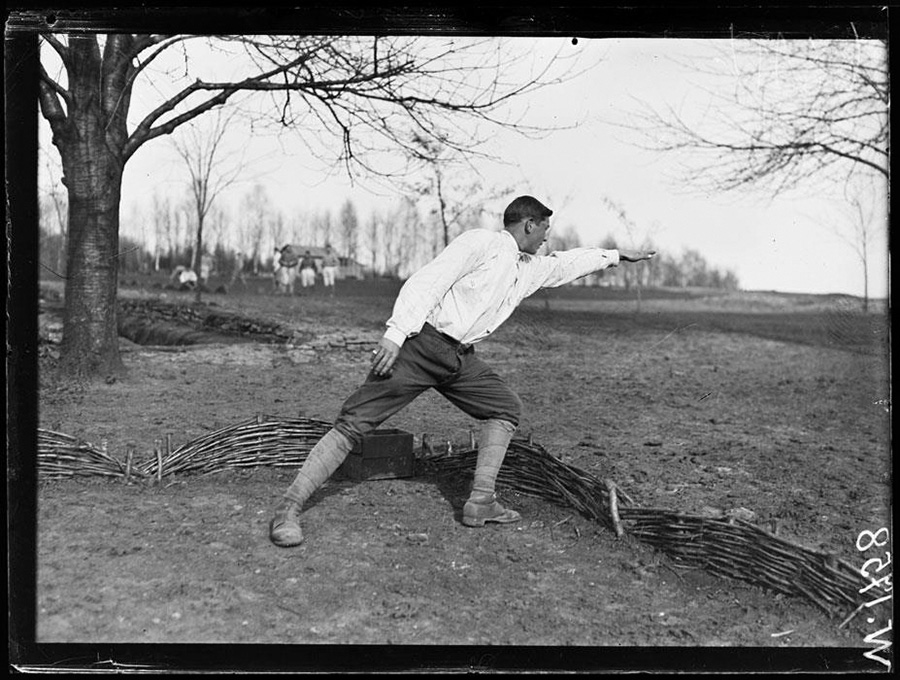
[287,245,367,280]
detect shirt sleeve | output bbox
[382,230,493,347]
[519,248,620,298]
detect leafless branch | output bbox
[615,38,888,198]
[129,35,199,78]
[39,62,72,110]
[38,74,68,141]
[118,36,578,183]
[39,32,69,61]
[123,42,323,159]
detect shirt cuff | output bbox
[383,326,408,348]
[610,249,621,266]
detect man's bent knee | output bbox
[332,419,370,448]
[491,393,522,428]
[484,418,517,435]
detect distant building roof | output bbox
[288,245,329,258]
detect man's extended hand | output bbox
[371,337,401,376]
[619,249,656,263]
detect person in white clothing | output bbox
[269,195,655,547]
[170,265,198,290]
[274,244,299,295]
[199,255,212,285]
[299,250,317,289]
[321,244,340,295]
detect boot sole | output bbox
[269,519,304,547]
[270,535,304,547]
[461,514,521,528]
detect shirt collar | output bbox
[499,229,520,254]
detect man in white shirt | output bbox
[270,195,655,547]
[321,245,340,294]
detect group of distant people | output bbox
[273,244,340,296]
[167,245,340,296]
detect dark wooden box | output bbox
[340,429,415,481]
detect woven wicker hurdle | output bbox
[423,437,872,620]
[37,430,128,480]
[37,416,877,621]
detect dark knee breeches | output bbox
[333,324,522,445]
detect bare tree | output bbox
[364,211,380,275]
[825,175,884,311]
[312,210,334,249]
[655,252,682,288]
[150,191,188,271]
[240,184,270,275]
[601,197,659,311]
[289,212,310,249]
[172,201,190,264]
[269,209,288,258]
[406,134,507,252]
[40,154,68,276]
[171,108,246,301]
[150,192,174,270]
[205,203,231,271]
[380,198,424,278]
[408,134,454,249]
[621,39,887,302]
[121,202,148,274]
[36,32,573,377]
[149,194,165,271]
[546,224,582,252]
[339,199,359,260]
[623,38,888,196]
[679,249,709,288]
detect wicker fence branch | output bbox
[37,430,131,480]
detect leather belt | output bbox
[423,323,473,353]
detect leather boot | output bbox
[462,492,521,527]
[269,500,304,547]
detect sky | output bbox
[39,36,889,298]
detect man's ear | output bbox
[524,218,533,234]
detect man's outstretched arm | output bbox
[617,249,656,263]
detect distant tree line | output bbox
[40,184,738,290]
[652,249,740,289]
[548,229,739,290]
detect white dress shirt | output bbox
[383,228,620,348]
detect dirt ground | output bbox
[29,276,892,672]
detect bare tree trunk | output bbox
[193,206,205,303]
[59,134,125,377]
[862,252,869,313]
[49,187,68,275]
[50,36,129,377]
[436,171,450,248]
